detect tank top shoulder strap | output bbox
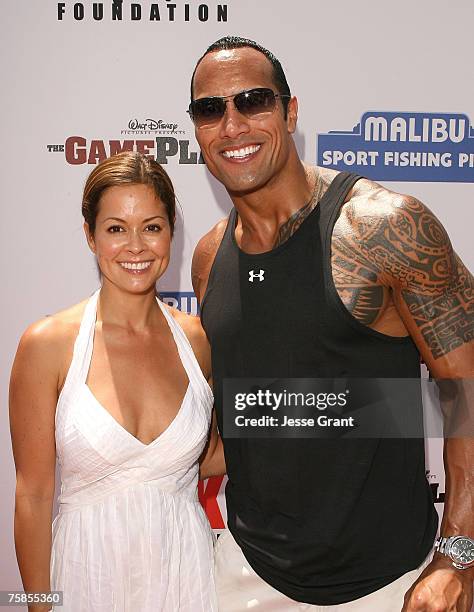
[318,171,362,236]
[318,171,363,274]
[58,288,100,403]
[227,207,238,236]
[200,209,239,316]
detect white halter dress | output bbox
[50,289,217,611]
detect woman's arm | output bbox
[199,405,226,480]
[173,310,227,480]
[9,321,61,612]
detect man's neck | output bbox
[231,163,324,253]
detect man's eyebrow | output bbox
[102,215,166,224]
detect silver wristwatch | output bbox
[435,535,474,570]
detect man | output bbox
[190,36,474,611]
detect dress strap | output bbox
[156,297,213,405]
[59,289,100,400]
[60,289,212,406]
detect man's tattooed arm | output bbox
[333,192,474,367]
[401,252,473,360]
[331,218,388,327]
[331,192,474,612]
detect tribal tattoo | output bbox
[274,169,329,248]
[331,194,474,358]
[402,255,474,358]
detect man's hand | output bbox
[402,556,473,611]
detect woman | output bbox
[9,152,224,611]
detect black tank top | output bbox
[201,172,438,605]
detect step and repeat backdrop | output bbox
[1,0,473,597]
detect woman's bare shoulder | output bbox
[163,303,210,377]
[15,297,90,376]
[20,298,87,344]
[164,303,206,343]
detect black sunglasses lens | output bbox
[189,88,279,127]
[190,97,226,126]
[234,88,276,117]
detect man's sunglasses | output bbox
[188,87,290,129]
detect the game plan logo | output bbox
[46,118,205,165]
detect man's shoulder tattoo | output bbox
[331,195,474,358]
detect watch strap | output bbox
[435,535,474,570]
[435,536,449,555]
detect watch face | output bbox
[450,537,474,565]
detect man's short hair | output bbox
[190,36,291,118]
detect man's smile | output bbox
[221,144,261,161]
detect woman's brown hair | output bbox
[82,152,176,236]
